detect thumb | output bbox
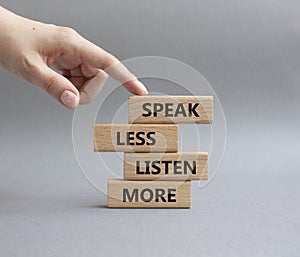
[30,62,80,109]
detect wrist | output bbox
[0,6,35,70]
[0,7,20,67]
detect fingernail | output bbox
[137,81,148,95]
[60,90,79,109]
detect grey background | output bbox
[0,0,300,256]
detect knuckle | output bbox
[43,75,60,95]
[57,26,77,36]
[47,23,58,30]
[104,54,119,68]
[56,26,80,51]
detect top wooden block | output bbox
[128,95,213,124]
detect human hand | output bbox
[0,6,148,109]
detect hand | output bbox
[0,6,148,109]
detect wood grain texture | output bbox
[124,152,208,180]
[107,179,191,208]
[128,96,213,124]
[94,124,178,152]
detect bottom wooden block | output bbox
[107,179,191,208]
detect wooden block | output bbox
[107,179,191,208]
[128,95,213,124]
[124,152,208,181]
[94,124,178,152]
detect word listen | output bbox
[142,103,199,117]
[124,152,208,181]
[136,160,196,175]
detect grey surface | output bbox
[0,1,300,256]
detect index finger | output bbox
[79,39,148,95]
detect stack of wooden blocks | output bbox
[94,96,213,208]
